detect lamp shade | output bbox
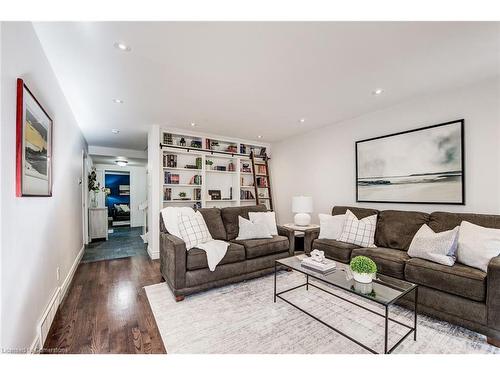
[292,196,313,213]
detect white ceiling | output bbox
[90,155,147,167]
[34,22,500,150]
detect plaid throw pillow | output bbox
[178,211,213,250]
[338,209,377,247]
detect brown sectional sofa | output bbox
[159,205,293,301]
[310,206,500,346]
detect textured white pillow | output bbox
[177,211,213,250]
[338,210,377,248]
[160,206,195,238]
[236,216,273,240]
[248,211,278,236]
[120,204,130,212]
[318,214,345,240]
[408,224,459,266]
[457,221,500,272]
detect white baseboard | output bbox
[61,244,85,299]
[147,245,159,260]
[30,244,85,352]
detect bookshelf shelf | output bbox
[164,200,202,203]
[206,170,237,174]
[163,167,201,171]
[164,184,202,187]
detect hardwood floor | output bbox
[43,254,166,354]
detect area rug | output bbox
[144,271,499,354]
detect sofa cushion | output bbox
[428,211,500,232]
[350,247,409,279]
[221,204,268,240]
[232,235,289,259]
[375,210,430,250]
[332,206,379,219]
[405,258,486,302]
[186,242,245,271]
[198,207,227,240]
[312,239,359,263]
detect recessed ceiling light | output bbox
[257,135,263,139]
[190,122,196,127]
[372,88,384,96]
[111,129,120,134]
[113,98,123,104]
[113,42,131,52]
[299,118,306,123]
[115,160,128,167]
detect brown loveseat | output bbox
[309,206,500,346]
[160,205,293,301]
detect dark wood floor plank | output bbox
[43,254,166,354]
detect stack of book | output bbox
[163,154,177,168]
[164,172,180,184]
[301,257,336,275]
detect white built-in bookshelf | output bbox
[160,129,271,210]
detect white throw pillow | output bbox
[408,224,459,266]
[338,210,377,248]
[120,204,130,212]
[236,216,273,240]
[248,211,278,236]
[457,221,500,272]
[177,211,213,250]
[318,213,345,240]
[160,206,195,238]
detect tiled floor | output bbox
[82,226,147,263]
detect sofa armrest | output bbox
[487,255,500,332]
[160,232,187,291]
[304,228,320,254]
[277,225,295,256]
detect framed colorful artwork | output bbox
[16,78,53,197]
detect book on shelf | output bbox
[194,188,201,200]
[240,190,255,200]
[163,187,172,201]
[163,154,177,168]
[256,165,267,174]
[256,176,268,188]
[163,133,173,145]
[164,171,180,184]
[188,174,202,185]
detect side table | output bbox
[279,223,320,254]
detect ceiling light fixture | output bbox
[299,118,306,123]
[190,122,196,127]
[372,88,384,96]
[113,98,124,104]
[257,135,263,139]
[115,160,128,167]
[113,42,131,52]
[111,129,120,134]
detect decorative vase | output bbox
[352,271,374,284]
[90,191,98,208]
[353,280,373,294]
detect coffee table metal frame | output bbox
[274,260,418,354]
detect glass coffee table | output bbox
[275,255,418,354]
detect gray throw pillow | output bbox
[408,224,459,266]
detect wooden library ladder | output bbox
[250,151,273,210]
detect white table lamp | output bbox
[292,196,313,226]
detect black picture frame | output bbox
[355,119,465,205]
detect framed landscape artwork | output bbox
[16,79,53,197]
[356,120,464,204]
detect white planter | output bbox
[352,271,374,284]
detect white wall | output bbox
[93,163,148,227]
[1,23,87,350]
[147,125,161,259]
[271,78,500,224]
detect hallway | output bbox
[82,227,147,263]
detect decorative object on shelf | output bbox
[163,133,173,145]
[190,140,202,148]
[228,162,235,172]
[189,175,202,185]
[241,163,251,173]
[206,159,214,170]
[163,187,172,201]
[16,79,53,197]
[292,196,313,226]
[240,144,247,154]
[208,190,221,200]
[88,167,104,208]
[356,119,464,204]
[227,145,237,153]
[196,157,202,169]
[350,256,377,283]
[179,137,186,147]
[210,140,219,150]
[259,147,267,157]
[179,192,187,200]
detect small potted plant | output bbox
[350,256,377,283]
[179,192,187,200]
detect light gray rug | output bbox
[145,271,500,354]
